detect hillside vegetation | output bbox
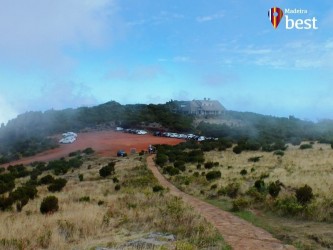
[0,151,228,249]
[154,140,333,249]
[1,100,333,165]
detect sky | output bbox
[0,0,333,125]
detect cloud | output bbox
[0,0,115,70]
[19,81,98,112]
[0,95,18,125]
[196,13,224,23]
[104,65,166,81]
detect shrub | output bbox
[240,169,247,176]
[78,174,83,182]
[204,162,214,169]
[254,179,266,193]
[47,178,67,192]
[296,184,314,205]
[331,142,333,149]
[156,153,168,166]
[40,196,59,214]
[299,144,313,150]
[205,171,221,181]
[39,175,55,185]
[210,184,218,190]
[98,200,104,206]
[78,196,90,202]
[112,177,119,183]
[268,181,281,198]
[82,147,95,155]
[193,172,199,177]
[274,150,285,156]
[232,197,249,211]
[224,183,239,198]
[174,161,186,172]
[274,196,303,216]
[248,156,261,162]
[233,145,243,154]
[115,184,121,191]
[99,162,115,178]
[0,167,5,173]
[163,166,180,176]
[0,173,15,194]
[196,164,201,169]
[153,185,164,192]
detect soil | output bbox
[1,131,184,167]
[147,155,296,250]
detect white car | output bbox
[136,130,147,135]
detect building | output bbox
[175,98,226,116]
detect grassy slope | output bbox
[164,142,333,250]
[0,154,229,250]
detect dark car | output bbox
[117,150,127,157]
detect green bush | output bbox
[163,166,180,176]
[248,156,261,162]
[268,181,281,198]
[115,184,121,191]
[153,185,164,192]
[204,162,214,169]
[174,161,186,172]
[78,174,83,182]
[233,145,243,154]
[40,196,59,214]
[82,147,95,155]
[219,183,239,198]
[274,196,304,216]
[232,197,250,211]
[156,153,168,166]
[205,171,221,181]
[299,144,313,150]
[47,178,67,192]
[254,179,266,193]
[296,184,314,205]
[274,150,285,156]
[39,175,55,185]
[99,162,115,178]
[240,169,247,176]
[79,196,90,202]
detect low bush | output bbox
[232,197,250,211]
[233,145,243,154]
[268,181,281,198]
[219,183,239,198]
[115,184,121,191]
[274,150,285,156]
[40,196,59,214]
[78,174,83,182]
[152,185,164,192]
[205,171,221,181]
[39,175,55,185]
[248,156,261,162]
[163,166,180,176]
[299,144,313,150]
[296,184,314,205]
[254,179,266,193]
[240,169,247,176]
[99,162,116,178]
[78,196,90,202]
[82,147,95,155]
[47,178,67,192]
[274,196,304,216]
[204,162,214,169]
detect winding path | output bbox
[147,155,295,250]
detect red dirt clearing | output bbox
[1,131,184,167]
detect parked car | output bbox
[117,150,127,157]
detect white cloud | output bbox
[196,13,224,23]
[0,0,115,70]
[0,95,18,125]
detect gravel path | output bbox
[147,155,295,250]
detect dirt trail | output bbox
[147,156,295,250]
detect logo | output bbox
[268,7,318,30]
[268,7,284,29]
